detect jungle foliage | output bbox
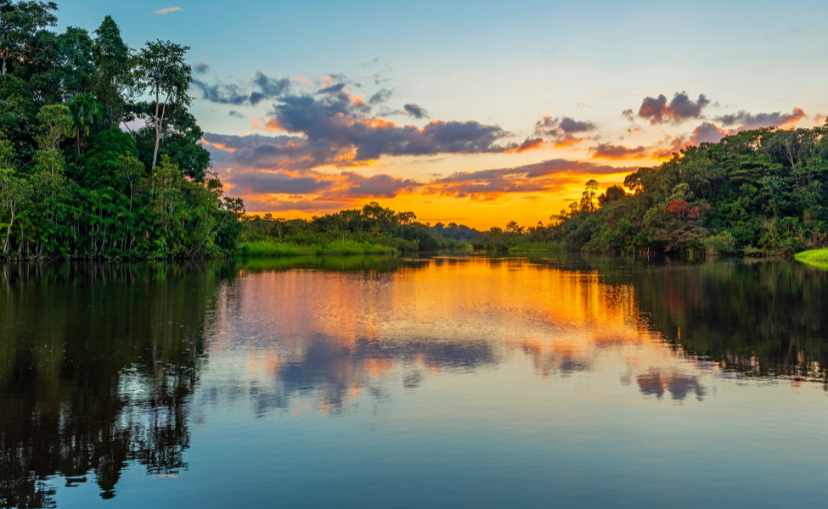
[242,201,471,254]
[0,1,244,259]
[474,126,828,256]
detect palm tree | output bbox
[69,101,98,154]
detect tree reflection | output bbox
[627,259,828,383]
[0,262,232,507]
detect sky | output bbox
[60,0,828,229]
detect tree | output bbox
[68,93,99,154]
[116,151,143,212]
[581,179,599,213]
[598,185,626,206]
[0,0,58,75]
[0,168,28,254]
[132,40,192,169]
[92,15,130,126]
[34,104,71,175]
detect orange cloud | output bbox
[506,138,545,153]
[200,138,236,152]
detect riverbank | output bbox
[795,248,828,270]
[238,240,396,257]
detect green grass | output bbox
[795,248,828,270]
[238,240,396,257]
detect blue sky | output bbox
[57,0,828,226]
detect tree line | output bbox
[0,1,244,260]
[471,125,828,256]
[244,202,474,252]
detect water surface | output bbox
[2,255,828,508]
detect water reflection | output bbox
[0,262,230,507]
[1,256,828,507]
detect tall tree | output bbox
[0,0,57,75]
[92,15,129,126]
[133,40,192,169]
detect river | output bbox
[1,255,827,508]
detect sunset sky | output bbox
[62,0,828,228]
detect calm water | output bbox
[2,255,828,508]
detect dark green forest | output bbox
[470,125,828,256]
[0,1,244,260]
[243,203,479,253]
[544,126,828,256]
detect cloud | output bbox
[192,80,249,105]
[637,92,711,124]
[814,113,827,124]
[253,72,291,101]
[424,159,635,200]
[192,71,292,106]
[591,144,650,160]
[593,135,692,160]
[558,117,596,134]
[506,137,544,153]
[228,110,245,119]
[202,133,361,171]
[533,114,596,148]
[204,131,637,205]
[257,88,515,161]
[714,107,807,130]
[404,103,429,119]
[153,7,182,14]
[228,171,333,195]
[339,172,420,198]
[195,62,209,74]
[688,122,731,144]
[368,88,393,105]
[621,109,635,122]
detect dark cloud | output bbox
[264,91,513,160]
[689,122,729,144]
[638,92,711,124]
[340,172,419,198]
[533,115,595,147]
[621,109,635,122]
[227,171,333,195]
[317,82,347,95]
[253,72,291,99]
[202,133,350,171]
[368,88,393,105]
[191,80,248,105]
[193,72,292,106]
[591,144,650,160]
[195,61,209,74]
[558,117,596,133]
[242,197,351,213]
[508,137,544,153]
[228,110,245,119]
[714,107,806,130]
[403,103,429,119]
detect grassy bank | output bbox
[238,240,396,257]
[795,248,828,270]
[507,242,565,254]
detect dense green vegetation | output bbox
[795,248,828,270]
[240,239,395,257]
[242,202,472,255]
[545,126,828,256]
[0,1,244,260]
